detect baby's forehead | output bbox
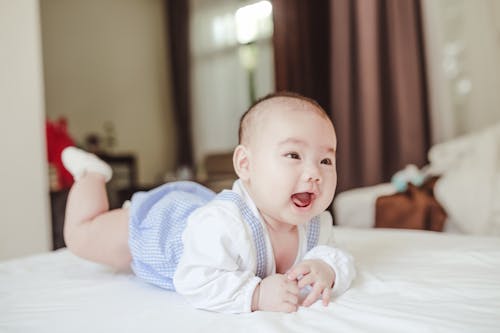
[240,95,332,146]
[252,97,325,121]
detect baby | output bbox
[62,91,355,313]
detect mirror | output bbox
[41,0,275,192]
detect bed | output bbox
[2,227,499,333]
[335,122,500,236]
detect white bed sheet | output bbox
[1,228,499,333]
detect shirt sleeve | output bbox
[173,203,261,313]
[303,212,356,297]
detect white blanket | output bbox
[429,123,500,235]
[1,228,499,333]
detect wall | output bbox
[461,0,500,133]
[0,0,51,260]
[40,0,177,185]
[423,0,500,144]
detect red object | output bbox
[46,118,75,189]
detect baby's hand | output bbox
[252,273,300,312]
[287,260,336,307]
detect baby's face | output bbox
[245,102,337,227]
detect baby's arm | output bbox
[307,244,356,297]
[174,206,299,313]
[286,259,336,306]
[288,245,355,306]
[288,213,356,306]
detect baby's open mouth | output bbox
[291,192,313,208]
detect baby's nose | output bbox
[304,165,321,183]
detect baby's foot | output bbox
[61,147,113,182]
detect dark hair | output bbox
[238,91,328,144]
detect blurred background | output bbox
[1,0,499,260]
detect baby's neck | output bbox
[267,226,299,274]
[265,219,296,233]
[261,213,296,233]
[261,215,299,274]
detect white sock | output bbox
[61,147,113,182]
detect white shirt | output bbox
[173,180,356,313]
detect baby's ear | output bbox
[233,145,250,181]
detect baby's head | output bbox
[233,92,337,227]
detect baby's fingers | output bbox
[287,263,311,281]
[321,287,332,306]
[284,291,299,306]
[302,283,323,307]
[281,301,299,313]
[297,274,315,289]
[285,280,300,295]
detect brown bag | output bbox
[375,177,447,231]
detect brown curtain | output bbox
[273,0,430,192]
[272,0,331,111]
[330,0,430,191]
[166,0,193,168]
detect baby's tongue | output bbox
[292,192,312,207]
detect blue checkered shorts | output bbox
[128,181,215,290]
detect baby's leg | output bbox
[62,147,131,270]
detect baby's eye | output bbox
[285,152,301,160]
[321,158,333,165]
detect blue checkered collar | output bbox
[229,179,321,249]
[230,179,261,221]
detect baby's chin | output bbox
[286,207,323,224]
